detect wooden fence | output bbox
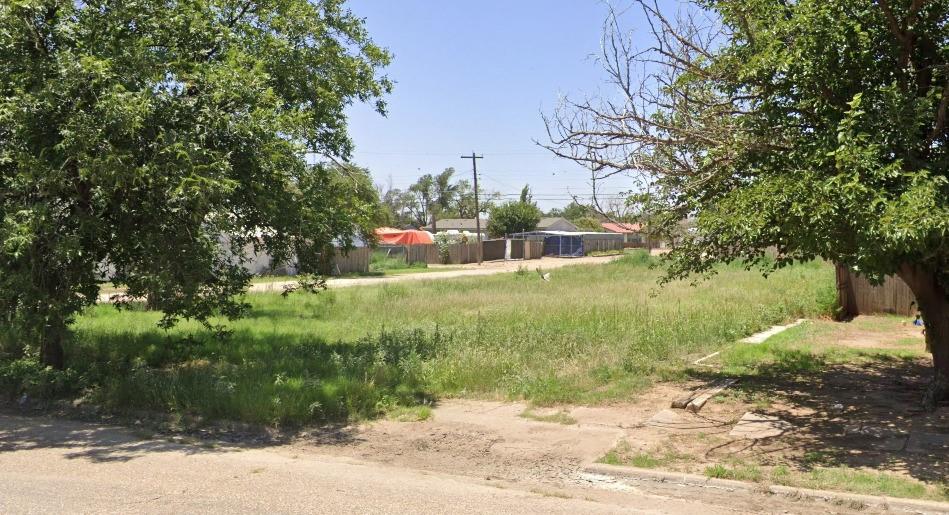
[404,244,440,265]
[395,240,544,265]
[448,242,481,264]
[524,240,543,260]
[836,265,916,317]
[482,239,506,261]
[329,247,371,276]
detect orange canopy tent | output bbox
[374,227,434,245]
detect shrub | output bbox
[0,357,82,401]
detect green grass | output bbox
[519,408,577,425]
[42,256,836,426]
[599,441,693,468]
[705,463,948,502]
[370,250,428,272]
[386,405,433,422]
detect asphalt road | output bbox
[0,414,727,515]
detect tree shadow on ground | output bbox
[0,412,245,463]
[0,405,384,465]
[689,355,948,485]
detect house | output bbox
[601,221,644,245]
[536,217,579,232]
[423,218,487,234]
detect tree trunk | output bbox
[39,320,66,370]
[897,264,949,409]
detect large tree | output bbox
[0,0,391,368]
[487,201,542,238]
[546,0,949,406]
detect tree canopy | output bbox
[546,0,949,404]
[487,201,542,238]
[0,0,391,367]
[379,168,495,228]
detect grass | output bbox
[599,441,693,469]
[23,255,836,426]
[370,250,428,273]
[519,408,577,425]
[716,320,924,378]
[704,463,948,502]
[598,440,948,502]
[386,405,433,422]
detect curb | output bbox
[583,463,949,514]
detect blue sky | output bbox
[343,1,639,211]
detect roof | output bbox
[601,222,643,233]
[423,218,487,231]
[537,217,572,228]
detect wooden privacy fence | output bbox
[398,240,544,265]
[482,239,506,261]
[524,240,543,260]
[836,265,916,317]
[400,242,479,265]
[448,242,481,264]
[329,247,371,275]
[403,244,440,265]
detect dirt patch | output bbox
[830,317,927,351]
[293,400,629,484]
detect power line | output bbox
[356,151,553,157]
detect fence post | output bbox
[835,263,858,320]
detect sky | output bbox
[343,1,642,212]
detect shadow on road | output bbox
[0,413,243,463]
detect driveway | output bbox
[250,254,623,292]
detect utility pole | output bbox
[461,151,483,264]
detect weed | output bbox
[387,405,433,422]
[599,441,693,469]
[519,408,577,425]
[704,462,764,482]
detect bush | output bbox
[0,357,82,401]
[486,201,541,237]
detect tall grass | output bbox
[58,255,835,425]
[370,249,427,272]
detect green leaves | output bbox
[0,0,391,362]
[638,0,949,288]
[487,201,542,238]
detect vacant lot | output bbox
[36,254,835,426]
